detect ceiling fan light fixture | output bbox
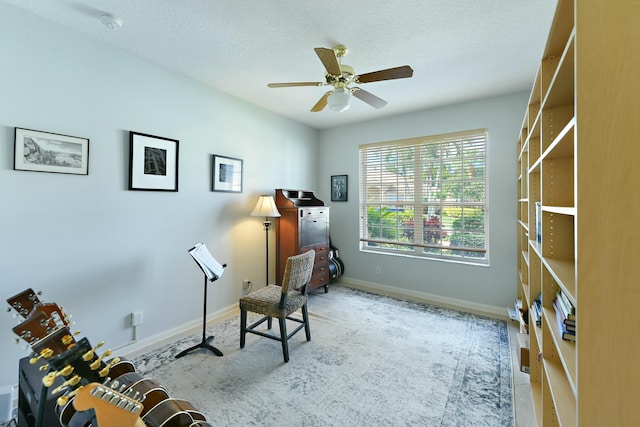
[327,88,350,112]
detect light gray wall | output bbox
[0,3,318,386]
[317,93,526,311]
[0,1,525,388]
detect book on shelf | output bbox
[535,202,542,243]
[508,298,523,321]
[553,298,576,342]
[558,289,575,314]
[555,290,576,321]
[531,299,542,327]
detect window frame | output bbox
[358,128,489,265]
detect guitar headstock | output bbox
[6,288,42,317]
[7,288,72,329]
[72,382,145,427]
[12,311,59,346]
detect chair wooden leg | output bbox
[240,308,247,349]
[302,303,311,341]
[278,318,289,363]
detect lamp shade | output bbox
[327,88,351,112]
[251,195,281,218]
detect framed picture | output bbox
[331,174,348,202]
[14,128,89,175]
[212,154,243,193]
[129,131,179,191]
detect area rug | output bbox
[132,285,513,426]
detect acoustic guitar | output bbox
[7,288,212,427]
[328,241,345,282]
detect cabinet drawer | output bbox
[312,260,329,277]
[309,268,329,290]
[302,244,328,261]
[299,208,329,218]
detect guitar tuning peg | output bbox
[61,334,74,346]
[82,341,104,361]
[91,349,113,371]
[126,389,140,401]
[56,387,80,407]
[98,355,119,377]
[30,348,54,364]
[42,365,74,387]
[52,375,81,395]
[39,364,49,372]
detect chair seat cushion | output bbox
[239,285,307,318]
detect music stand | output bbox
[175,243,226,359]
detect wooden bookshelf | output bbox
[515,0,640,425]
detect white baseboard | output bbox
[336,276,508,320]
[118,303,240,360]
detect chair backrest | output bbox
[280,250,315,294]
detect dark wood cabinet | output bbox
[275,189,330,293]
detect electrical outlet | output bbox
[242,280,252,295]
[375,266,381,274]
[131,311,143,326]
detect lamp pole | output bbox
[263,218,271,286]
[251,195,281,286]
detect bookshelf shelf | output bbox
[515,0,640,425]
[543,307,577,387]
[543,357,577,426]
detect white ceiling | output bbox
[4,0,558,129]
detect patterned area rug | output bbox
[133,286,513,426]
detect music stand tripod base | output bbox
[175,335,223,358]
[175,259,226,359]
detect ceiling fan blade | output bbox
[352,88,388,109]
[314,47,342,76]
[356,65,414,84]
[267,82,324,88]
[311,92,331,112]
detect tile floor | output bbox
[508,320,536,427]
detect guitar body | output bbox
[142,398,207,427]
[328,242,344,282]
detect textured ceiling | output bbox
[4,0,558,129]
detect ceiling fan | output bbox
[267,45,414,113]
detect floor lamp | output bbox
[251,195,281,286]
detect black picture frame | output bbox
[14,127,89,175]
[331,175,348,202]
[212,154,243,193]
[129,131,179,191]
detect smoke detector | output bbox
[100,14,123,30]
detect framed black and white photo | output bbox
[212,154,243,193]
[331,174,348,202]
[14,128,89,175]
[129,131,179,191]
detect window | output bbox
[359,129,488,264]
